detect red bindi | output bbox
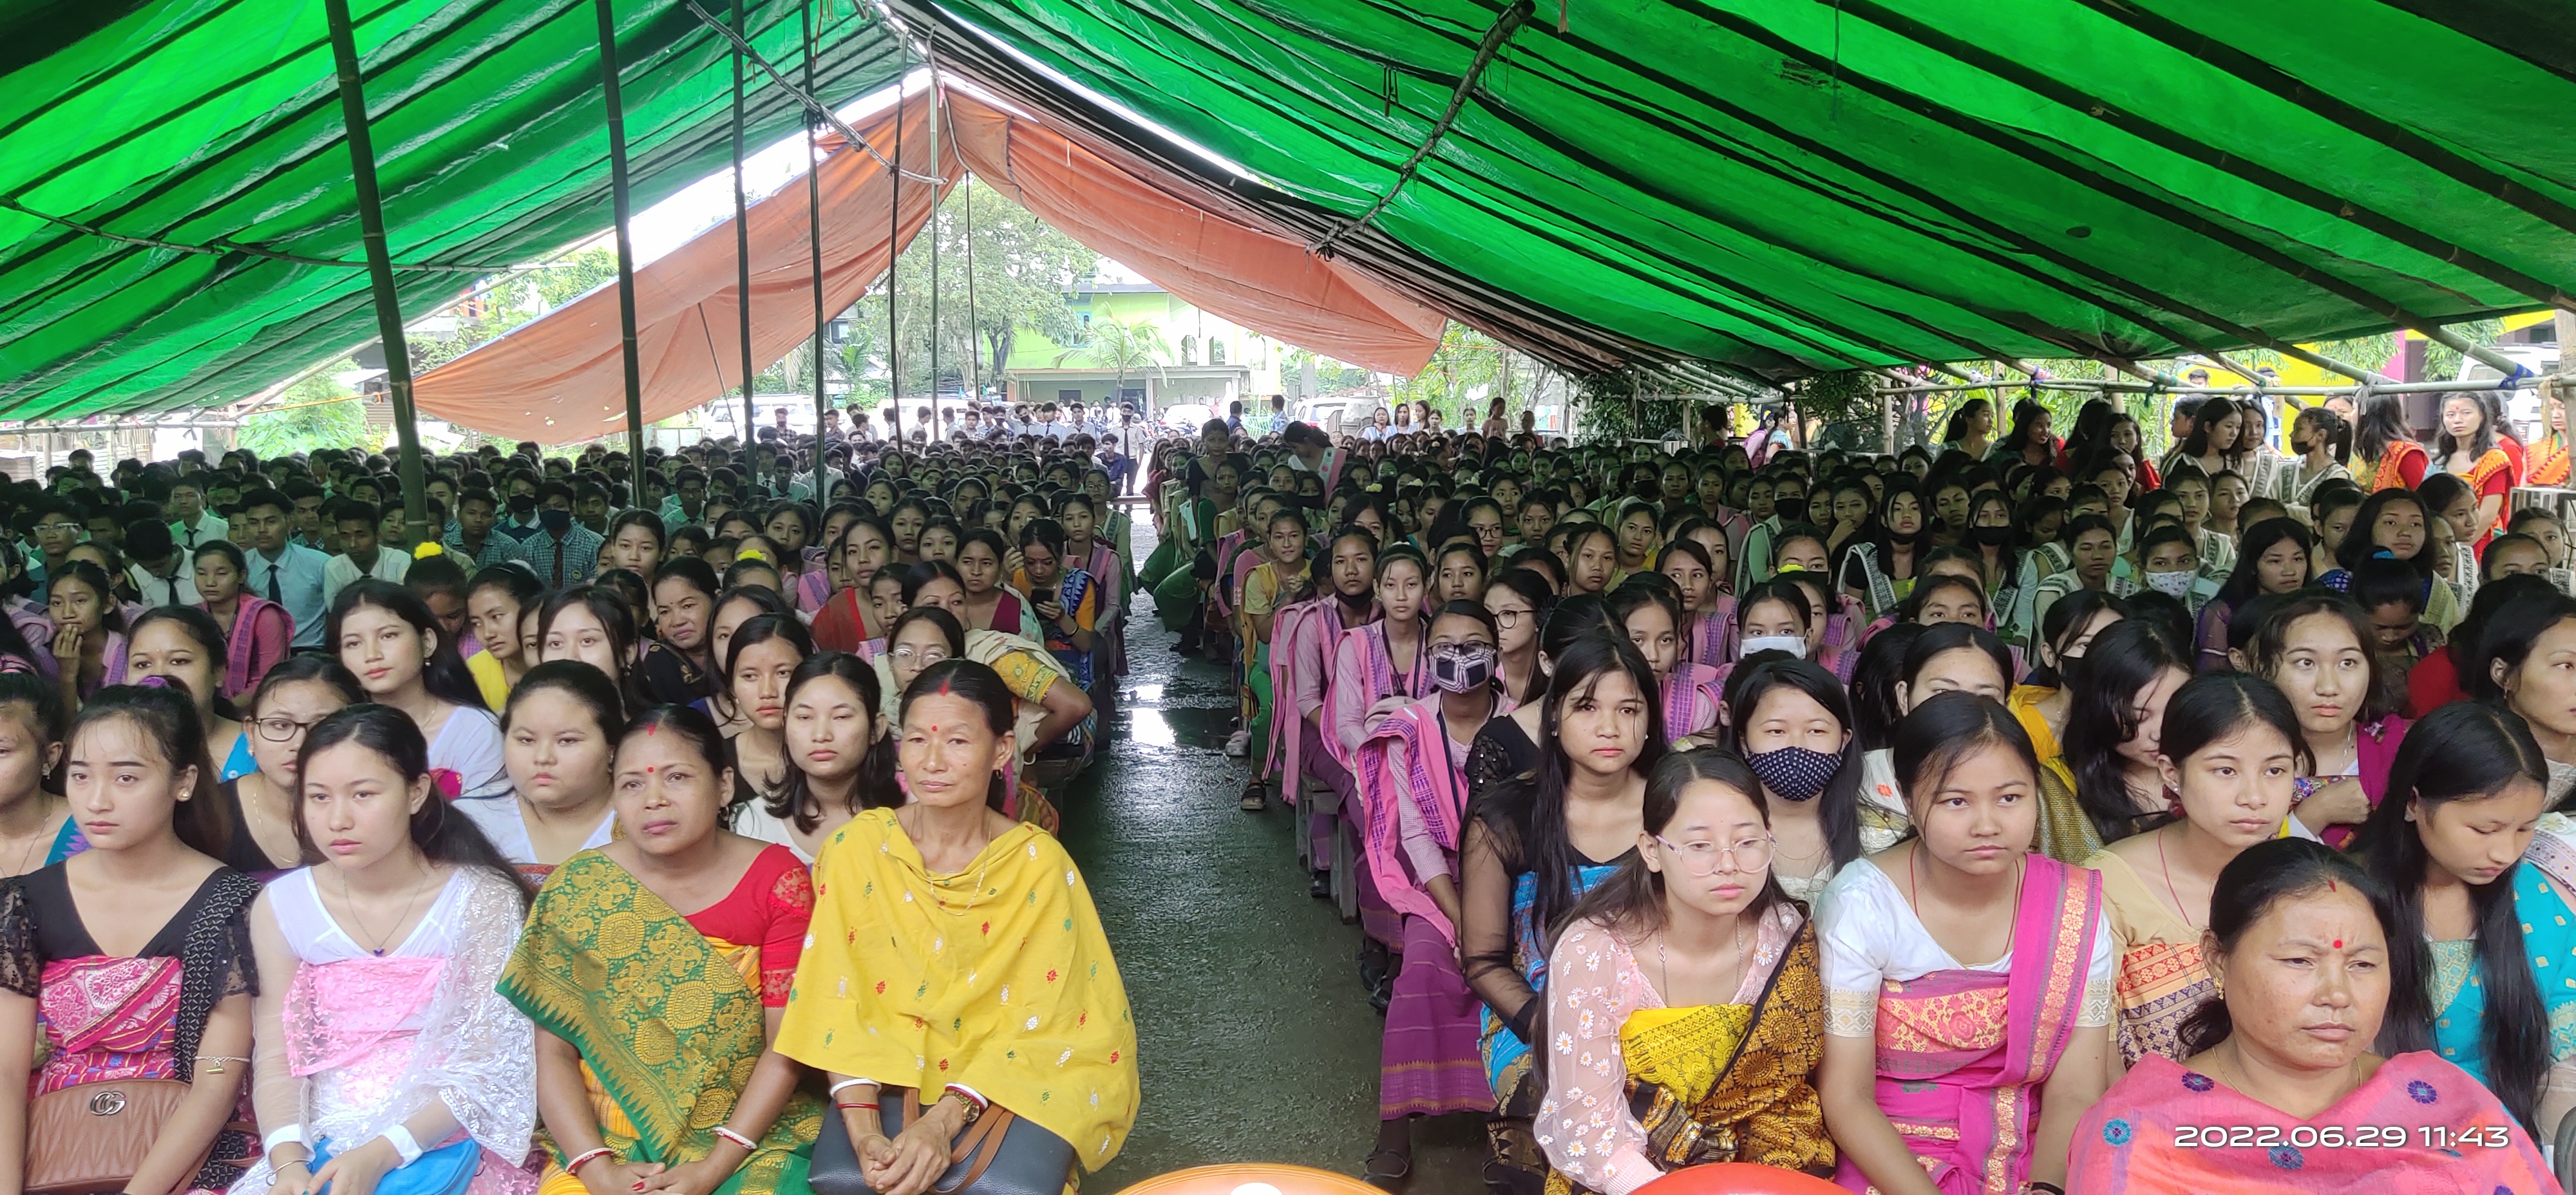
[2332,939,2344,949]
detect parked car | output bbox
[1158,403,1215,435]
[2458,343,2560,442]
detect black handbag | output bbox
[809,1087,1077,1195]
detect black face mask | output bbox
[538,509,573,536]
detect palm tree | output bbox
[1078,315,1170,402]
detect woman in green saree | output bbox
[500,701,821,1195]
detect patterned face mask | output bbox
[1430,645,1498,693]
[1740,634,1806,660]
[2144,569,2195,597]
[1747,745,1841,802]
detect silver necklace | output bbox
[339,863,437,957]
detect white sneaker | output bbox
[1224,728,1251,757]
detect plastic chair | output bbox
[1112,1163,1381,1195]
[1633,1163,1845,1195]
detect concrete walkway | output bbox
[1057,514,1485,1193]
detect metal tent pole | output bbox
[886,61,904,448]
[592,0,649,509]
[963,171,981,413]
[929,84,942,444]
[323,0,430,544]
[734,0,757,494]
[804,1,829,507]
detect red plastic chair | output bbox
[1110,1164,1384,1195]
[1633,1163,1846,1195]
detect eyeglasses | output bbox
[33,523,80,536]
[889,647,949,666]
[254,715,332,742]
[1653,833,1776,876]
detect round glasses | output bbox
[1653,833,1775,876]
[253,715,332,743]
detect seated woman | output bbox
[126,607,252,786]
[1722,657,1869,903]
[469,661,623,881]
[195,541,294,701]
[732,652,898,861]
[0,673,73,876]
[1819,692,2111,1195]
[1355,600,1513,1182]
[2049,617,2193,863]
[1851,621,2011,845]
[1606,579,1726,747]
[643,557,722,706]
[332,580,509,801]
[2070,838,2557,1192]
[2356,701,2576,1139]
[1537,749,1835,1190]
[779,660,1139,1194]
[463,566,545,714]
[2087,673,2304,1074]
[1658,536,1734,669]
[719,614,814,817]
[0,684,264,1195]
[47,558,128,705]
[2193,518,2314,672]
[232,704,539,1195]
[500,704,822,1195]
[2242,593,2408,845]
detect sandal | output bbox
[1239,782,1269,812]
[1361,1149,1412,1191]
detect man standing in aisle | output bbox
[237,488,332,650]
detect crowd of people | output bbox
[1180,382,2576,1193]
[3,371,2575,1195]
[0,432,1141,1195]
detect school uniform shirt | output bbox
[169,514,229,551]
[127,560,200,608]
[245,542,333,649]
[321,549,412,605]
[441,531,526,571]
[512,525,603,588]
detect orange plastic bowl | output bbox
[1109,1164,1385,1195]
[1633,1163,1846,1195]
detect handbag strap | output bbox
[932,1108,1017,1195]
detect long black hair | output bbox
[326,579,484,710]
[1564,748,1788,937]
[70,683,225,860]
[296,703,529,904]
[1891,689,2039,823]
[2473,588,2576,715]
[2061,616,2191,844]
[2158,672,2313,787]
[1721,657,1863,869]
[1468,631,1667,952]
[1848,623,1926,753]
[538,585,650,715]
[768,652,900,832]
[2211,517,2315,611]
[2027,588,2128,688]
[2336,489,2436,578]
[2356,701,2553,1134]
[2175,838,2392,1055]
[2243,592,2387,724]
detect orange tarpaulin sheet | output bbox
[938,91,1442,377]
[413,100,957,442]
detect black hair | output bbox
[2348,556,2427,619]
[1891,688,2040,820]
[127,606,245,722]
[2061,617,2192,845]
[2356,701,2553,1134]
[1897,572,1987,626]
[537,585,649,713]
[502,658,628,742]
[2292,404,2353,467]
[1562,748,1786,937]
[2175,838,2391,1055]
[1849,623,1927,753]
[721,612,818,682]
[1468,631,1668,966]
[617,704,737,813]
[2472,588,2576,711]
[651,556,722,607]
[48,560,125,637]
[69,684,225,861]
[1721,657,1862,869]
[768,652,899,832]
[296,703,529,903]
[2159,672,2313,788]
[1897,623,2012,713]
[2213,517,2316,610]
[898,659,1020,811]
[325,579,484,710]
[2029,589,2129,688]
[2338,489,2435,578]
[899,560,967,607]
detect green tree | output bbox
[844,183,1097,400]
[1065,315,1171,398]
[242,360,374,455]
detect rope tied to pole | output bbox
[1314,0,1535,256]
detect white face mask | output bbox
[1741,634,1807,659]
[2145,569,2196,597]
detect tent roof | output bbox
[9,0,2576,419]
[898,0,2576,381]
[0,0,902,420]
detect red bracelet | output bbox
[835,1101,880,1111]
[565,1147,616,1176]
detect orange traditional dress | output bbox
[2527,435,2570,487]
[2367,440,2428,492]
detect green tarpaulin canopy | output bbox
[6,0,2576,417]
[901,0,2576,381]
[0,0,900,420]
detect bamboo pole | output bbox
[323,0,431,544]
[886,64,904,447]
[592,0,649,509]
[733,0,756,493]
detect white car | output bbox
[2457,344,2560,442]
[1159,403,1215,434]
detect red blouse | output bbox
[683,843,815,1006]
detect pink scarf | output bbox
[1685,603,1736,669]
[1836,854,2101,1194]
[1662,663,1727,742]
[35,955,183,1093]
[213,596,292,699]
[1356,695,1508,943]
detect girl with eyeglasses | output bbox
[1535,749,1833,1188]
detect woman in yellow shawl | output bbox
[779,659,1139,1195]
[499,704,822,1195]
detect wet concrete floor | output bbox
[1058,513,1485,1193]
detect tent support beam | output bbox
[734,0,757,493]
[594,0,648,506]
[680,0,943,183]
[322,0,430,546]
[806,0,831,505]
[887,60,905,447]
[1314,0,1533,254]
